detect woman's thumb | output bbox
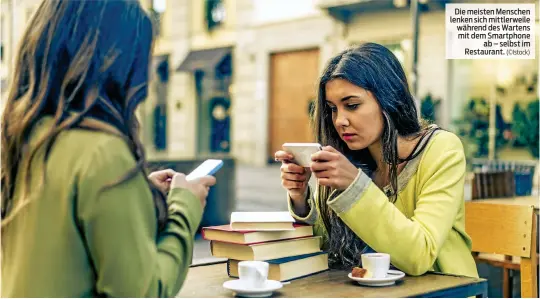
[198,176,217,187]
[173,173,187,180]
[171,173,187,187]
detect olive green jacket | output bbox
[2,117,202,297]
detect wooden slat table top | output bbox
[177,263,486,298]
[469,196,539,210]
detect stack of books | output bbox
[202,211,329,282]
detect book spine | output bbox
[213,235,315,246]
[282,268,329,282]
[226,259,329,282]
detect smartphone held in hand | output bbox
[186,159,224,181]
[282,143,322,167]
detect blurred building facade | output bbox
[1,0,538,166]
[143,0,537,166]
[141,0,455,166]
[0,0,34,108]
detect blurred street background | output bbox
[1,0,538,297]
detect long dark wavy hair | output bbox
[1,0,168,230]
[312,43,428,269]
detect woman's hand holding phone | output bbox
[311,146,359,191]
[275,150,311,216]
[170,173,216,208]
[148,169,177,194]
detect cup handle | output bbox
[255,267,265,280]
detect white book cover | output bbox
[230,211,295,223]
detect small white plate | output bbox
[348,269,405,287]
[223,279,283,297]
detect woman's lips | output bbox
[342,133,356,141]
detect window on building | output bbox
[150,0,166,36]
[152,54,169,151]
[152,0,166,13]
[1,15,5,62]
[205,0,226,31]
[350,40,410,71]
[385,42,407,68]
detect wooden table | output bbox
[469,196,539,209]
[177,262,487,298]
[466,196,539,298]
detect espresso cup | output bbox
[238,261,269,289]
[361,253,391,279]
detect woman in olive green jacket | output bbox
[1,1,215,297]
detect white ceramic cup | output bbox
[238,261,269,289]
[361,253,391,279]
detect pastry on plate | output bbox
[351,267,373,279]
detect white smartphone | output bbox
[186,159,224,181]
[282,143,323,167]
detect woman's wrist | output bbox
[289,188,310,217]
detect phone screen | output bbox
[186,159,223,181]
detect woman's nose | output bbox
[335,113,349,127]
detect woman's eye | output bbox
[346,104,359,110]
[328,106,337,112]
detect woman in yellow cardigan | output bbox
[275,43,478,278]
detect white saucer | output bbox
[348,269,405,287]
[223,279,283,297]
